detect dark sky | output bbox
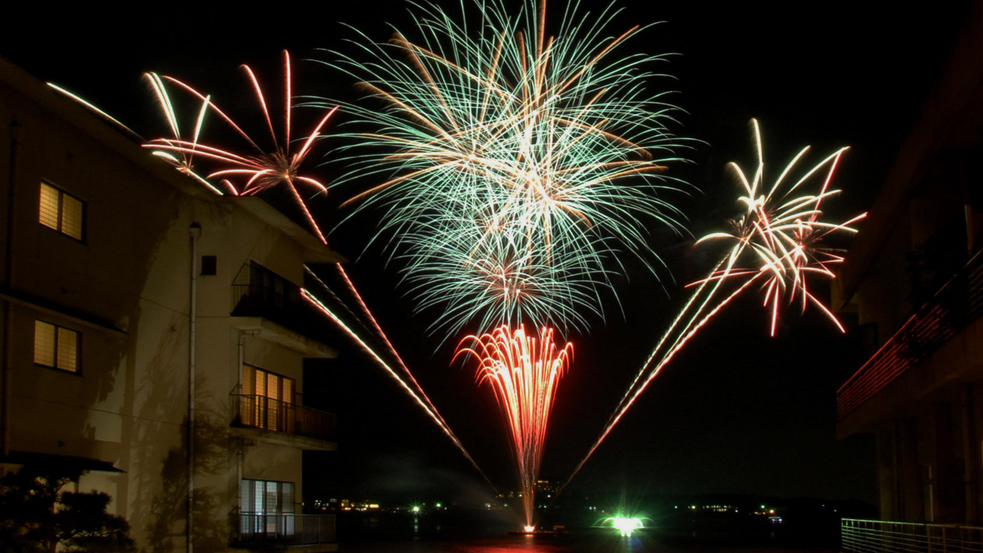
[2,1,973,507]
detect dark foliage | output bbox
[0,464,134,553]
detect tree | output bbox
[0,463,134,553]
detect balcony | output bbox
[842,518,983,552]
[837,251,983,419]
[231,261,336,358]
[231,392,337,450]
[232,511,336,550]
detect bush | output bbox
[0,464,134,553]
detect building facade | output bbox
[835,2,983,526]
[0,57,341,551]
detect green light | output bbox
[609,516,643,537]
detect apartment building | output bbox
[0,56,341,552]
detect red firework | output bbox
[455,325,572,528]
[143,51,336,244]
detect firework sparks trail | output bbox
[304,264,459,443]
[455,325,572,528]
[560,119,866,491]
[317,0,690,336]
[301,288,495,488]
[46,83,140,138]
[143,51,337,243]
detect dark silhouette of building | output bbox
[836,0,983,529]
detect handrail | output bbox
[230,392,337,443]
[837,250,983,419]
[231,510,336,546]
[842,518,983,552]
[230,261,320,340]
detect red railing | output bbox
[837,251,983,419]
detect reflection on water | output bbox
[335,507,843,553]
[342,530,653,553]
[338,529,838,553]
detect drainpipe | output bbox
[236,330,257,507]
[188,222,200,553]
[237,332,244,499]
[2,121,22,458]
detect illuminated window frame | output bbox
[39,181,85,241]
[240,479,296,515]
[241,365,295,431]
[33,320,81,373]
[239,479,296,536]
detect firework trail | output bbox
[561,119,866,490]
[455,325,572,529]
[47,83,141,139]
[301,286,494,487]
[306,264,459,444]
[144,51,336,243]
[318,0,690,337]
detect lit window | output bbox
[241,365,294,431]
[39,182,84,241]
[240,479,295,536]
[34,320,80,373]
[241,479,295,514]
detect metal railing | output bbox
[231,262,298,320]
[231,511,336,547]
[230,261,318,334]
[231,393,337,443]
[842,518,983,552]
[837,251,983,419]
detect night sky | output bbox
[3,1,973,507]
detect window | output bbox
[34,320,80,373]
[240,479,295,536]
[39,181,84,240]
[200,255,217,276]
[241,365,294,431]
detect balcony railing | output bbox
[232,511,336,547]
[230,261,326,343]
[231,393,337,443]
[837,251,983,419]
[842,518,983,552]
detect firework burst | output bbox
[144,51,337,243]
[696,119,865,335]
[142,72,230,195]
[563,119,866,488]
[455,325,572,527]
[319,0,689,335]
